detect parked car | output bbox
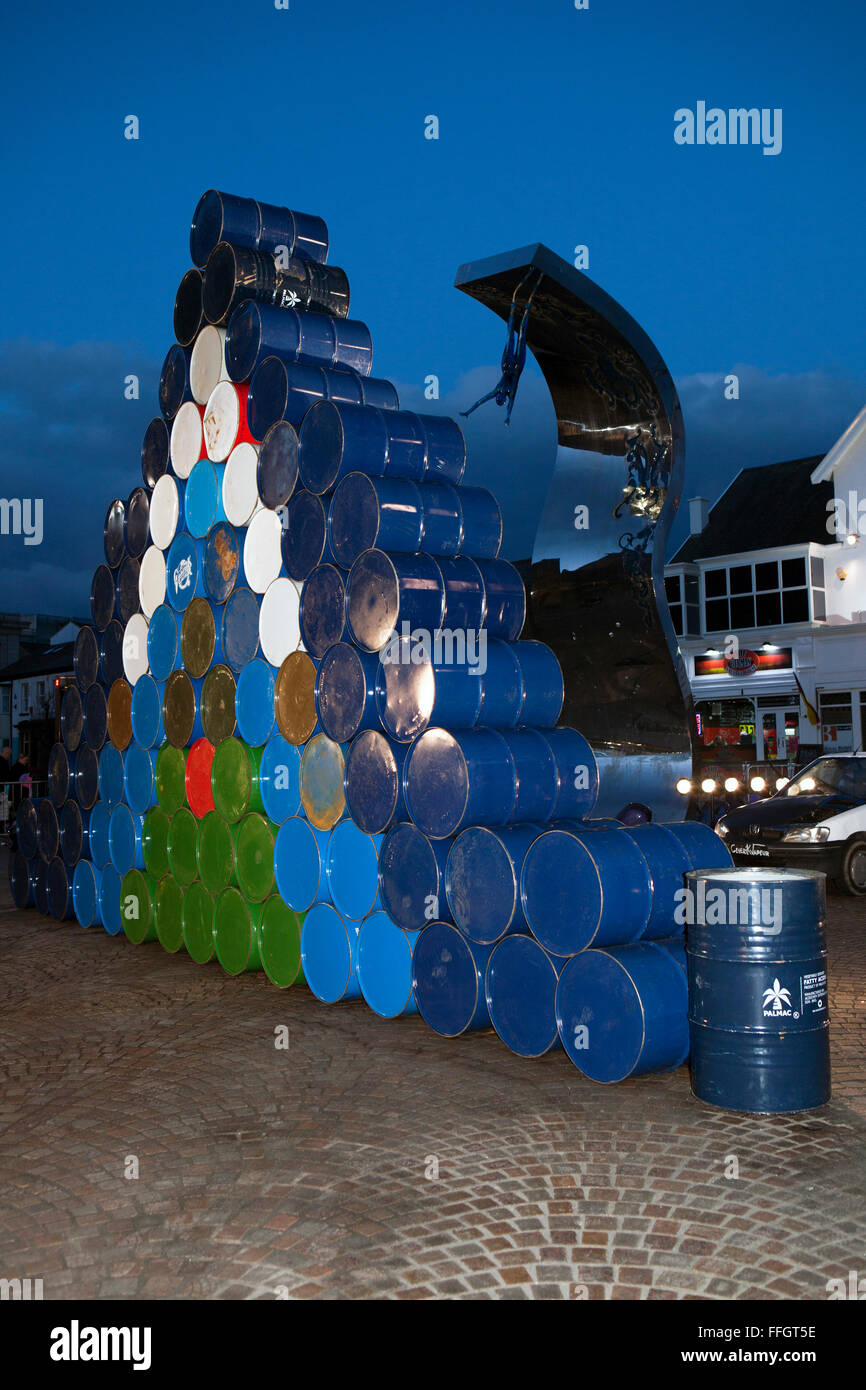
[715,753,866,895]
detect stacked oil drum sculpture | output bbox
[11,186,759,1091]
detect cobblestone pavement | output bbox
[1,863,864,1301]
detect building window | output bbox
[695,698,756,752]
[703,556,813,632]
[1,688,9,715]
[819,692,853,753]
[665,575,683,635]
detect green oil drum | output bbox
[167,805,199,886]
[234,812,276,902]
[183,881,215,963]
[155,874,185,953]
[214,886,262,974]
[211,737,264,822]
[258,894,306,988]
[197,810,236,895]
[155,743,187,815]
[142,805,171,879]
[121,869,158,944]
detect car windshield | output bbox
[780,757,866,801]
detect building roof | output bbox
[671,456,832,563]
[0,641,76,681]
[811,401,866,484]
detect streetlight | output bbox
[750,775,766,793]
[701,778,717,794]
[724,777,740,792]
[676,778,692,795]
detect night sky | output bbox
[1,0,864,614]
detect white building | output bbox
[665,406,866,770]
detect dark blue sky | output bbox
[1,0,864,612]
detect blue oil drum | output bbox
[326,819,382,920]
[328,473,423,567]
[73,860,103,928]
[59,799,85,868]
[622,823,693,940]
[378,821,451,930]
[90,564,116,632]
[556,941,690,1081]
[259,199,329,263]
[514,642,564,726]
[521,825,652,956]
[10,852,34,909]
[32,859,49,914]
[84,683,108,752]
[99,863,123,935]
[438,556,485,634]
[404,728,515,839]
[419,415,467,485]
[299,734,347,830]
[298,399,387,494]
[412,922,493,1036]
[130,674,166,749]
[48,743,71,808]
[257,419,299,510]
[496,730,558,823]
[301,904,362,1003]
[477,639,523,728]
[299,565,346,657]
[141,416,171,491]
[362,377,399,411]
[99,620,124,689]
[73,744,99,812]
[47,856,76,921]
[124,744,158,815]
[74,625,100,692]
[445,824,542,944]
[159,343,193,422]
[345,551,445,653]
[204,521,244,603]
[117,558,143,624]
[109,803,145,875]
[282,489,333,581]
[274,816,332,912]
[165,533,205,612]
[249,358,375,438]
[226,301,372,381]
[259,736,302,824]
[418,482,463,556]
[358,913,420,1019]
[125,487,151,560]
[222,586,261,670]
[664,820,734,870]
[686,867,830,1113]
[190,190,329,267]
[98,742,125,812]
[16,799,39,859]
[456,486,502,558]
[235,659,277,747]
[486,935,564,1057]
[476,558,526,640]
[88,801,111,869]
[344,730,408,834]
[315,643,378,743]
[173,267,204,347]
[145,606,177,682]
[184,459,226,537]
[538,727,600,821]
[375,641,484,743]
[104,498,126,568]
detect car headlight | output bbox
[782,825,831,844]
[715,821,729,838]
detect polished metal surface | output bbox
[455,244,692,821]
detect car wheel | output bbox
[839,838,866,895]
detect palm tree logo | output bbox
[762,978,792,1012]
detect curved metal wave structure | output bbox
[455,243,693,822]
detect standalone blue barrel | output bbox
[204,521,244,603]
[665,820,734,870]
[88,800,111,868]
[299,565,347,657]
[73,860,104,928]
[222,586,261,670]
[99,864,123,935]
[345,551,445,653]
[257,419,299,510]
[10,852,34,909]
[315,643,379,743]
[259,736,302,824]
[521,825,652,956]
[378,821,451,930]
[686,867,830,1113]
[131,674,166,749]
[274,816,332,912]
[412,923,493,1036]
[325,820,381,920]
[109,803,145,875]
[48,857,76,921]
[486,935,564,1057]
[623,823,693,940]
[445,824,541,944]
[281,489,332,581]
[59,799,86,867]
[74,625,100,692]
[357,913,419,1019]
[301,904,362,1003]
[328,473,423,567]
[403,728,515,839]
[555,942,690,1082]
[141,416,171,490]
[235,659,276,746]
[124,744,158,815]
[344,730,407,834]
[98,742,125,812]
[73,743,100,811]
[226,302,372,382]
[159,342,193,421]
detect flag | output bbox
[794,673,819,726]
